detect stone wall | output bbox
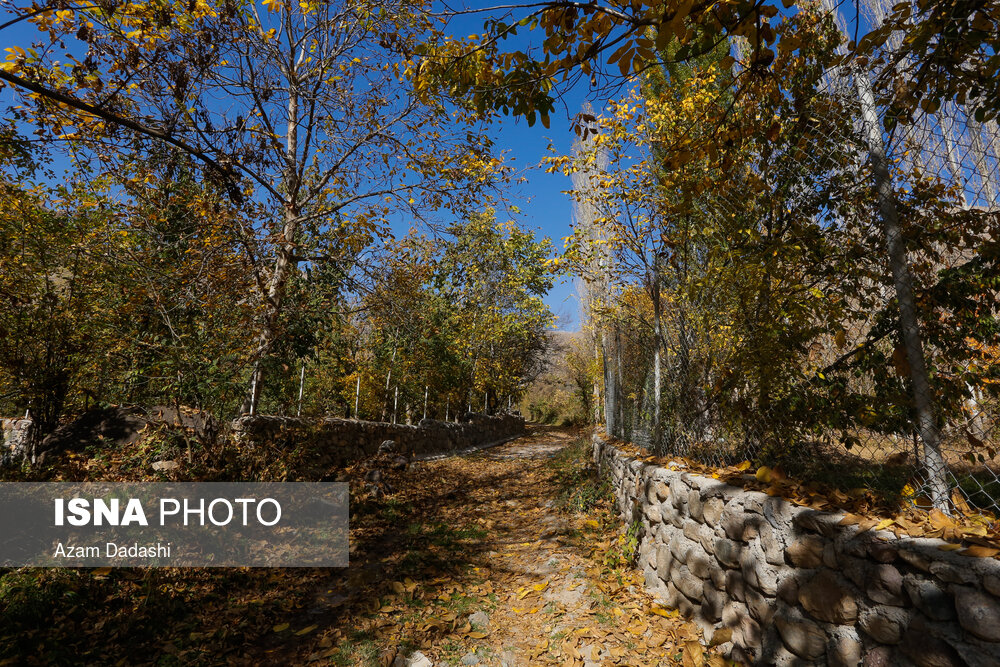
[233,413,525,466]
[594,433,1000,667]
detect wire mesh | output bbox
[572,0,1000,515]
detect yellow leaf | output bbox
[736,460,751,471]
[272,623,290,632]
[467,630,489,639]
[709,627,732,646]
[960,545,999,558]
[874,518,895,531]
[755,466,772,483]
[938,543,963,551]
[960,523,988,538]
[928,509,954,530]
[682,639,705,667]
[835,329,847,349]
[295,624,317,636]
[92,567,112,577]
[532,581,549,592]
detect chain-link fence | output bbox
[572,0,1000,515]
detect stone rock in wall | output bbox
[645,567,664,592]
[724,603,762,650]
[953,586,1000,642]
[645,479,658,504]
[688,490,704,522]
[743,491,768,515]
[826,629,863,667]
[721,501,746,541]
[866,563,905,606]
[702,583,725,622]
[663,581,682,609]
[673,564,705,602]
[823,542,839,569]
[774,611,827,660]
[898,625,966,667]
[746,587,776,627]
[797,570,858,624]
[758,521,785,566]
[669,533,694,564]
[660,500,681,528]
[670,478,689,512]
[983,574,1000,597]
[859,605,911,644]
[929,560,978,585]
[686,546,712,579]
[721,600,746,629]
[706,564,727,592]
[714,537,742,569]
[740,541,779,595]
[841,554,871,589]
[776,572,800,606]
[683,521,715,555]
[863,646,894,667]
[902,577,954,621]
[702,497,725,526]
[656,547,673,581]
[792,510,846,538]
[643,501,662,524]
[763,496,807,531]
[785,535,826,569]
[869,541,898,564]
[726,569,747,602]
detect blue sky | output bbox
[438,7,606,332]
[487,105,591,331]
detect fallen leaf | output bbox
[960,545,999,558]
[682,639,705,667]
[709,627,732,646]
[272,623,290,633]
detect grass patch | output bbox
[547,435,612,514]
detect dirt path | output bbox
[295,425,723,667]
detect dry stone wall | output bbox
[594,433,1000,667]
[233,413,525,466]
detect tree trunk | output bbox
[968,116,998,207]
[602,327,617,437]
[854,68,951,510]
[941,111,969,207]
[649,264,663,450]
[242,70,301,416]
